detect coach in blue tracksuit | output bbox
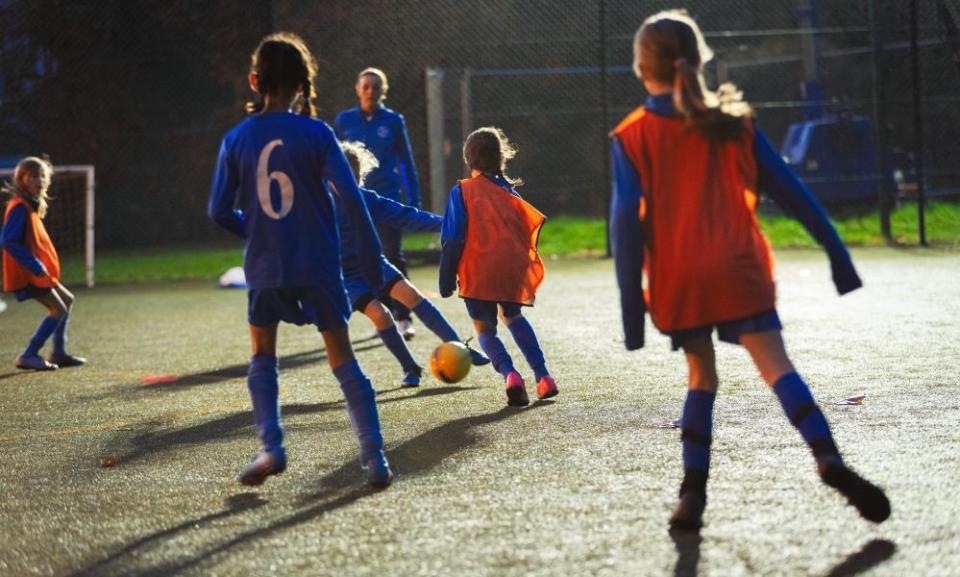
[335,67,422,339]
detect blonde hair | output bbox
[634,10,751,140]
[463,126,522,187]
[340,141,380,187]
[2,156,53,218]
[357,67,389,100]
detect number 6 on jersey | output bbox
[257,139,294,219]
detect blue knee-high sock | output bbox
[23,316,60,357]
[248,355,284,455]
[773,372,840,459]
[378,327,421,374]
[681,390,716,475]
[507,316,548,381]
[411,299,459,342]
[334,359,384,461]
[52,313,70,357]
[477,331,515,378]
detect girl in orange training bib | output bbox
[1,157,85,370]
[439,127,556,406]
[611,10,889,531]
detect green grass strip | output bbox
[47,201,959,285]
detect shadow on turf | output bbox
[824,539,896,577]
[110,385,476,467]
[667,533,895,577]
[134,338,386,391]
[66,493,268,577]
[76,404,539,577]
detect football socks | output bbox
[477,331,515,378]
[681,389,716,476]
[773,372,840,459]
[334,359,384,461]
[506,316,548,381]
[412,299,460,343]
[51,313,70,357]
[23,315,60,358]
[247,355,284,453]
[378,327,421,375]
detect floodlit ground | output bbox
[0,249,958,577]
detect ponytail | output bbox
[672,58,750,140]
[636,10,752,141]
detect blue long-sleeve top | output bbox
[334,106,422,208]
[339,187,441,274]
[0,203,45,276]
[208,112,383,290]
[438,174,522,298]
[611,93,862,350]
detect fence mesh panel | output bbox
[0,0,956,249]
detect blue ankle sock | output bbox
[378,327,421,374]
[507,316,548,381]
[333,359,383,461]
[248,355,283,453]
[412,299,459,342]
[52,313,70,357]
[477,331,515,378]
[23,316,60,358]
[773,372,840,458]
[681,389,716,474]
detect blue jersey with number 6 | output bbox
[208,112,383,290]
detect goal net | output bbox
[0,165,95,288]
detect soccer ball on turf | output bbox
[429,341,472,384]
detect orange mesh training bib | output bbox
[457,176,545,305]
[614,108,775,332]
[3,196,60,292]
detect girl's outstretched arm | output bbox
[438,184,466,298]
[610,137,646,350]
[362,188,441,233]
[755,128,862,295]
[207,139,246,238]
[0,205,46,275]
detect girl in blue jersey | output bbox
[339,142,489,388]
[335,68,422,339]
[440,127,557,407]
[208,33,392,488]
[611,11,889,530]
[1,156,86,371]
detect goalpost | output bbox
[0,165,95,288]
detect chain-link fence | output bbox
[0,0,957,250]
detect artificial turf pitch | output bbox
[0,250,958,577]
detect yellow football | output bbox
[429,341,472,384]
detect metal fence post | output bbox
[600,0,612,257]
[910,0,928,246]
[870,0,893,241]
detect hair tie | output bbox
[674,58,688,70]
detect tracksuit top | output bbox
[334,106,421,208]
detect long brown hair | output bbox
[462,126,522,186]
[2,156,53,218]
[634,10,751,140]
[246,32,319,118]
